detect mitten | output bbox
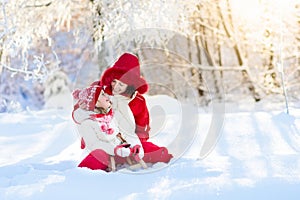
[130,145,144,161]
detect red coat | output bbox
[129,92,173,164]
[128,93,150,142]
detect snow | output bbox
[0,95,300,200]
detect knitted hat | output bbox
[100,53,149,94]
[72,85,102,111]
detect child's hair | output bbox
[94,106,107,114]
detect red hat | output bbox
[100,53,149,94]
[72,85,102,111]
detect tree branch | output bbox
[25,2,52,8]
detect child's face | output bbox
[95,90,111,110]
[111,79,128,95]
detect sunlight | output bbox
[230,0,295,23]
[230,0,262,23]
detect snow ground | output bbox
[0,95,300,200]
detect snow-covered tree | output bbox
[0,0,299,111]
[0,0,94,111]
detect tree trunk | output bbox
[217,0,261,101]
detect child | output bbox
[72,84,144,171]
